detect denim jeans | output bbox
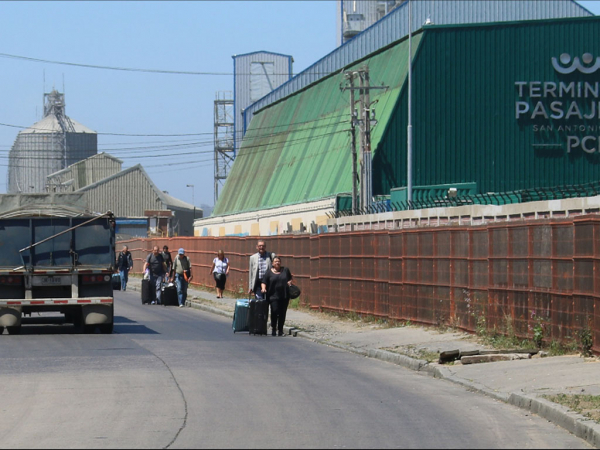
[119,269,129,291]
[175,273,188,306]
[150,273,163,304]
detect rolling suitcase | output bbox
[248,299,269,335]
[232,299,250,333]
[112,274,121,291]
[162,283,179,306]
[141,279,155,305]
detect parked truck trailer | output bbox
[0,211,116,335]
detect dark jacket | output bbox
[117,251,134,271]
[162,251,173,272]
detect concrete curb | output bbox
[509,393,600,448]
[134,291,600,448]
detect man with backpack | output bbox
[116,245,134,291]
[143,246,168,305]
[171,248,193,308]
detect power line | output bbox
[0,112,348,139]
[0,51,335,77]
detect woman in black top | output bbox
[261,256,294,337]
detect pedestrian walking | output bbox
[116,245,134,291]
[171,248,193,308]
[210,250,229,298]
[248,240,276,299]
[162,245,173,283]
[143,246,168,305]
[261,256,294,337]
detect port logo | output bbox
[552,53,600,75]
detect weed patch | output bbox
[544,394,600,424]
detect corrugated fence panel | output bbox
[123,214,600,354]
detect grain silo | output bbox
[232,51,293,153]
[7,90,97,193]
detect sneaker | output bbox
[278,331,284,337]
[179,305,184,308]
[151,301,156,305]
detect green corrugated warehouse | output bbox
[214,16,600,217]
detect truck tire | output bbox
[7,326,21,335]
[0,327,4,335]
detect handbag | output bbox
[288,284,301,299]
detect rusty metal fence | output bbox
[123,215,599,354]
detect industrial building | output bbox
[213,1,589,209]
[7,90,97,194]
[241,0,591,137]
[196,14,600,236]
[44,153,199,238]
[214,52,294,203]
[337,0,403,46]
[46,153,123,192]
[233,51,294,153]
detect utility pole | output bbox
[341,66,387,213]
[341,71,359,214]
[407,0,413,204]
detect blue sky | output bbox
[0,1,598,209]
[0,1,337,208]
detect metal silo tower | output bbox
[7,90,97,193]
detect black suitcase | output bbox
[162,284,179,306]
[248,299,269,335]
[112,274,121,291]
[141,279,155,305]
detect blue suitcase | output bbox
[233,299,250,333]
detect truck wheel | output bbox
[7,326,21,335]
[99,323,114,334]
[0,327,4,335]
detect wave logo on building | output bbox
[552,53,600,74]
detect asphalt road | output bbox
[0,291,592,449]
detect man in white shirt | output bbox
[248,240,275,299]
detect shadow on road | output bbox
[114,324,159,335]
[114,316,137,324]
[3,315,159,336]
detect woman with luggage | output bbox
[261,256,294,337]
[210,250,230,298]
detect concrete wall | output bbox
[193,198,335,236]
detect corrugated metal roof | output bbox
[213,32,423,216]
[20,114,96,134]
[46,152,123,178]
[75,164,195,212]
[243,0,591,131]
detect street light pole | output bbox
[186,184,195,219]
